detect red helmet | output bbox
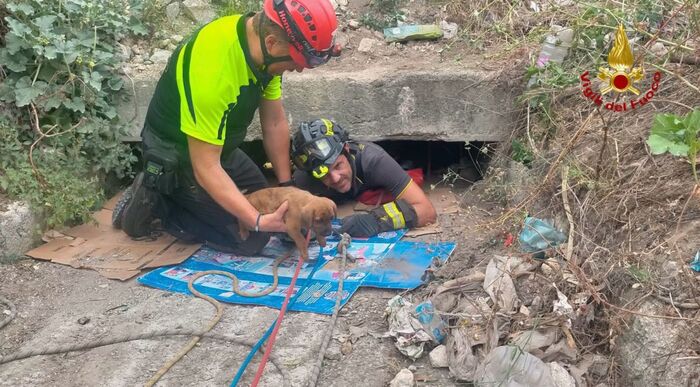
[263,0,341,68]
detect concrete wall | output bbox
[118,65,519,142]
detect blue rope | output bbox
[230,250,327,386]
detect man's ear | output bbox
[265,34,284,53]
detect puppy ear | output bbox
[300,204,314,228]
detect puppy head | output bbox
[310,198,336,238]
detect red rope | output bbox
[250,230,311,387]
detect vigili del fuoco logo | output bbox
[580,24,662,112]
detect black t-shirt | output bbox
[293,141,412,203]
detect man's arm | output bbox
[259,98,292,183]
[340,144,437,237]
[187,136,288,232]
[396,181,436,227]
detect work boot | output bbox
[120,172,161,238]
[111,185,133,229]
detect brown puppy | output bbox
[241,187,337,260]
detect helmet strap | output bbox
[343,147,360,187]
[259,15,293,70]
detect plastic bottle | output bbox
[527,25,574,88]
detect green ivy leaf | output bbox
[43,46,59,60]
[0,50,30,72]
[102,106,117,120]
[14,77,48,107]
[88,71,104,91]
[33,15,58,31]
[8,3,36,16]
[3,34,26,55]
[107,77,124,91]
[646,134,690,156]
[129,23,148,36]
[43,94,64,110]
[63,97,86,113]
[6,18,33,38]
[683,109,700,135]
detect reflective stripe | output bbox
[382,202,406,229]
[395,180,412,200]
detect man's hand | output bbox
[258,201,289,233]
[339,213,382,237]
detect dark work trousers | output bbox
[142,129,270,255]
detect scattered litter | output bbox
[690,251,700,272]
[347,19,360,30]
[383,24,443,43]
[542,338,578,362]
[526,25,573,89]
[439,20,459,40]
[475,346,555,387]
[483,256,520,312]
[431,272,485,312]
[510,329,559,353]
[650,41,668,57]
[389,368,416,387]
[503,232,514,247]
[429,344,449,368]
[519,217,567,254]
[547,362,576,387]
[578,353,609,377]
[384,296,446,359]
[553,287,574,319]
[446,326,482,380]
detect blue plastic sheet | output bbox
[139,232,456,315]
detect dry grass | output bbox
[453,0,700,384]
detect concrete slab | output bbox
[118,64,519,142]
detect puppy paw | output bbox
[317,235,327,247]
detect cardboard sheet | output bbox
[25,201,200,281]
[25,186,459,281]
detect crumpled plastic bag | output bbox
[690,251,700,272]
[475,346,555,387]
[519,217,567,253]
[384,295,446,359]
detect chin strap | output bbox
[259,16,293,70]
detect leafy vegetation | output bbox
[510,139,534,167]
[360,0,405,31]
[647,110,700,183]
[0,0,146,228]
[212,0,262,18]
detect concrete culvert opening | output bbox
[239,139,494,189]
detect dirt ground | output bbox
[0,183,504,386]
